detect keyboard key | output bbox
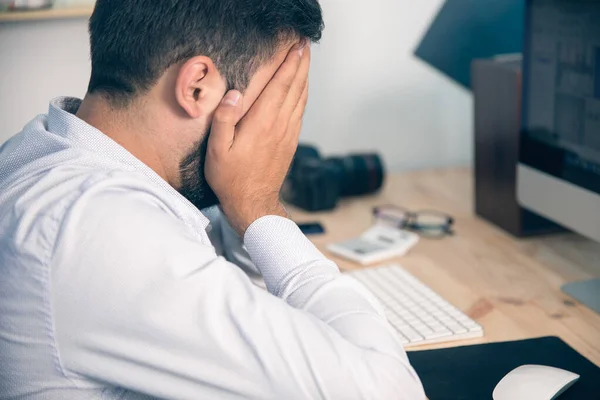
[411,323,433,334]
[447,325,468,334]
[462,319,480,328]
[423,330,454,340]
[399,329,424,342]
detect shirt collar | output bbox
[47,96,210,232]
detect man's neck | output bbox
[75,94,176,186]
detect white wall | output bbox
[303,0,473,170]
[0,18,91,139]
[0,0,474,171]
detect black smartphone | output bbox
[297,222,326,235]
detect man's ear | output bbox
[175,56,224,119]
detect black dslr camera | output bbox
[282,144,386,211]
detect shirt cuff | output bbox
[244,215,337,293]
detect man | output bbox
[0,1,425,399]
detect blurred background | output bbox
[0,0,475,172]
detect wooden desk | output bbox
[0,7,93,23]
[289,168,600,366]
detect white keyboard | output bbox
[348,265,484,347]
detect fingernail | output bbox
[297,39,307,56]
[222,91,241,106]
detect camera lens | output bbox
[326,154,385,197]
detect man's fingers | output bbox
[288,79,309,142]
[209,90,243,152]
[239,43,304,133]
[278,44,311,130]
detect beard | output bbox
[178,131,220,210]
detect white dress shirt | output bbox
[0,97,425,400]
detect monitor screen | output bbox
[521,0,600,196]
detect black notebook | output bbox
[407,336,600,400]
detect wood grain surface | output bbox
[289,168,600,366]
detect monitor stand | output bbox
[562,279,600,315]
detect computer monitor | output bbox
[517,0,600,313]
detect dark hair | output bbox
[87,0,324,107]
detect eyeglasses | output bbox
[373,205,454,238]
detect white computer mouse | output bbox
[493,364,580,400]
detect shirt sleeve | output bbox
[51,186,425,400]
